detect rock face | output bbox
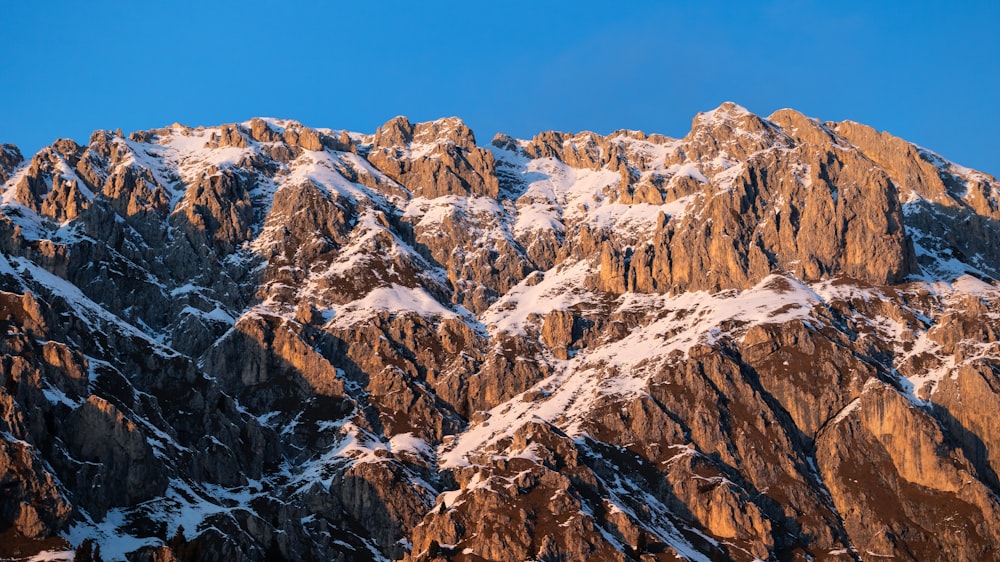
[1,106,1000,561]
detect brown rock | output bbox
[541,309,575,359]
[249,118,281,143]
[0,438,73,539]
[0,144,22,183]
[368,116,500,199]
[171,167,254,255]
[933,361,1000,490]
[217,124,249,148]
[65,395,169,517]
[296,126,324,151]
[816,382,1000,560]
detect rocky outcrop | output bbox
[64,396,169,518]
[368,116,500,199]
[933,362,1000,489]
[12,146,92,222]
[2,106,1000,561]
[739,319,872,437]
[817,382,1000,560]
[0,438,73,539]
[172,167,254,256]
[407,422,628,562]
[0,144,23,183]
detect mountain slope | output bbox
[2,104,1000,561]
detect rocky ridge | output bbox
[0,104,999,561]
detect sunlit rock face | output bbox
[2,105,1000,561]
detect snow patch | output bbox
[331,284,456,328]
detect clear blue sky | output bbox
[1,1,997,175]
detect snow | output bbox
[280,150,370,204]
[491,147,703,240]
[444,273,825,468]
[816,272,1000,404]
[693,102,754,128]
[402,195,503,229]
[170,283,202,296]
[180,304,236,325]
[708,159,745,191]
[11,257,176,357]
[287,422,387,492]
[587,198,692,231]
[1,166,51,240]
[438,489,463,509]
[482,260,595,336]
[65,477,274,560]
[829,398,861,426]
[52,154,96,200]
[119,139,180,199]
[1,430,33,449]
[331,284,456,328]
[27,551,74,562]
[577,442,714,562]
[41,385,82,408]
[389,432,434,458]
[950,274,998,296]
[3,114,1000,560]
[589,274,820,369]
[286,204,449,309]
[65,509,161,562]
[668,162,708,183]
[0,251,22,280]
[513,202,564,234]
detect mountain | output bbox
[1,103,1000,561]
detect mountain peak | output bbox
[2,107,1000,561]
[372,115,478,153]
[691,101,755,126]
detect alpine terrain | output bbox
[3,103,1000,561]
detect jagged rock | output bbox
[817,382,1000,561]
[333,460,433,558]
[933,361,1000,489]
[217,124,249,148]
[127,545,179,562]
[541,309,576,359]
[407,422,627,562]
[64,395,169,517]
[296,126,324,151]
[1,105,1000,561]
[248,118,281,143]
[0,144,23,183]
[171,167,254,256]
[368,116,500,198]
[0,438,73,539]
[739,319,873,437]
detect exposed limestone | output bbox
[368,116,500,199]
[817,382,1000,561]
[209,124,249,149]
[0,144,22,183]
[171,167,254,256]
[0,439,73,539]
[739,319,872,437]
[249,118,281,143]
[1,105,1000,561]
[406,422,628,562]
[64,395,169,518]
[933,361,1000,489]
[541,309,576,359]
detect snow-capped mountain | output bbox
[2,103,1000,561]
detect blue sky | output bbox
[1,1,997,174]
